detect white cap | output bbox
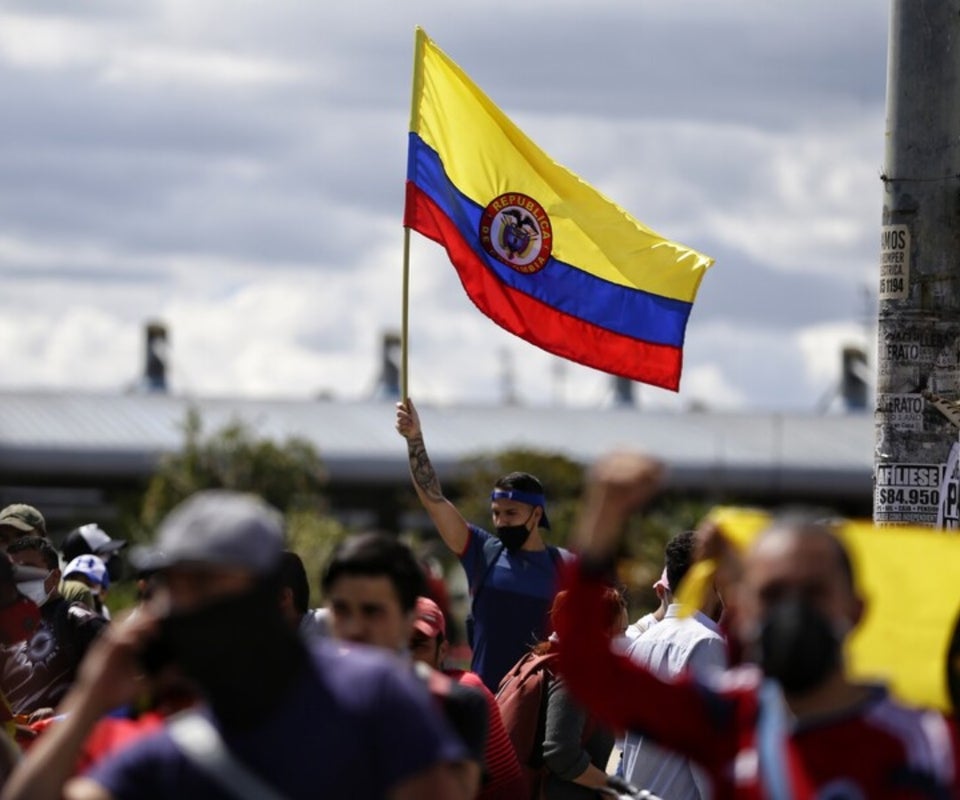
[63,554,110,590]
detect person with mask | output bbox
[0,552,40,646]
[1,490,470,800]
[396,399,569,692]
[1,537,106,718]
[555,451,957,799]
[323,532,488,800]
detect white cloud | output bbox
[0,308,139,389]
[0,13,99,70]
[0,1,890,412]
[797,321,873,396]
[99,46,306,89]
[0,11,307,89]
[679,364,748,411]
[694,120,882,280]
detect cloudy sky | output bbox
[0,0,889,411]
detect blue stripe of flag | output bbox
[407,133,692,349]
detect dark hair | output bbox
[664,530,696,596]
[61,529,94,562]
[8,536,59,570]
[279,551,310,615]
[494,472,544,495]
[321,532,426,613]
[763,516,856,593]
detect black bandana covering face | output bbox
[153,581,306,728]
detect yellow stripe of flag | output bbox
[411,28,712,303]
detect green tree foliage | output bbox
[286,509,351,610]
[140,408,330,528]
[137,409,348,607]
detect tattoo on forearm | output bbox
[408,436,443,502]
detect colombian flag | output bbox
[404,28,714,392]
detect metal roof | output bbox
[0,390,875,500]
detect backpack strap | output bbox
[545,545,564,571]
[528,654,558,770]
[464,534,504,648]
[167,710,291,800]
[469,534,506,613]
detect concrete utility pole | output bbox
[874,0,960,526]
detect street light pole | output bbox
[874,0,960,526]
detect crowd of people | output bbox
[0,402,949,798]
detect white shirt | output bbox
[624,611,660,642]
[621,604,727,800]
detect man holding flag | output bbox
[396,399,568,693]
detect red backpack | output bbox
[494,649,557,799]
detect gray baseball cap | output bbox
[130,490,284,575]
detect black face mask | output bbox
[496,510,537,553]
[757,595,843,696]
[146,581,306,728]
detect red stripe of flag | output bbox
[405,183,682,391]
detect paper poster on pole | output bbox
[936,441,960,529]
[875,462,943,525]
[879,224,909,300]
[876,393,924,431]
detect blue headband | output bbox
[491,489,551,529]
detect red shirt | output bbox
[75,712,166,774]
[447,669,526,800]
[0,596,41,646]
[556,563,957,799]
[23,711,165,774]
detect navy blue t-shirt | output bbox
[460,525,569,692]
[85,640,466,800]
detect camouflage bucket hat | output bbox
[0,504,46,535]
